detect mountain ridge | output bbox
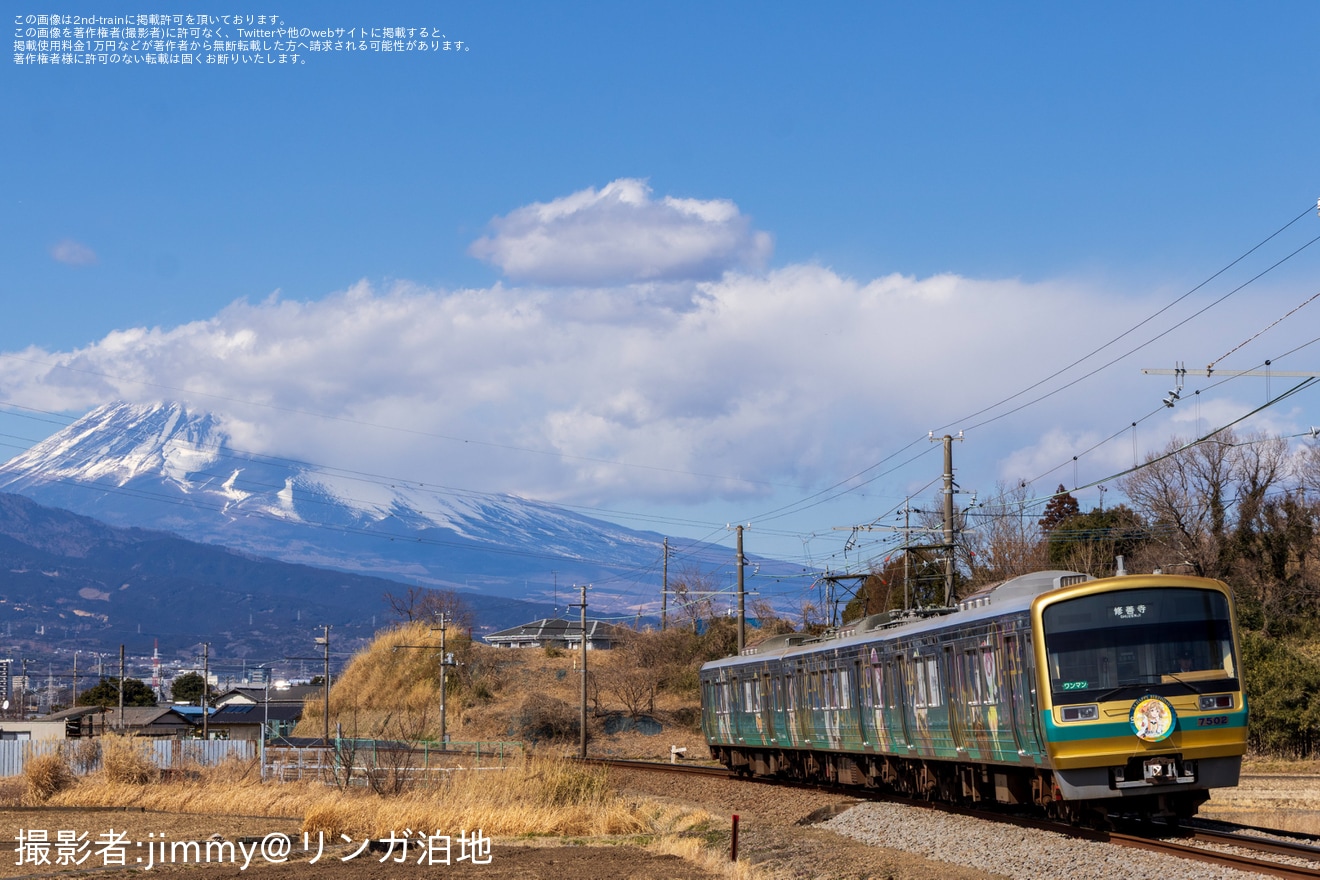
[0,401,754,612]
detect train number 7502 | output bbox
[1198,715,1229,727]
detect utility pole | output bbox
[572,584,589,758]
[118,645,125,730]
[734,526,747,653]
[661,538,669,631]
[201,642,209,740]
[436,615,455,748]
[931,432,963,607]
[315,627,331,745]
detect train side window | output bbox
[914,655,942,708]
[927,656,942,708]
[913,659,929,707]
[912,655,941,708]
[981,647,997,703]
[963,650,982,705]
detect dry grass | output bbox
[21,751,74,804]
[645,836,760,880]
[296,621,447,740]
[1242,754,1320,774]
[26,751,709,842]
[301,755,710,838]
[101,734,159,784]
[296,626,709,761]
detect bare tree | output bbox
[1119,433,1241,578]
[960,481,1048,586]
[383,587,474,631]
[668,566,718,631]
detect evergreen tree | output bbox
[169,671,214,705]
[1038,484,1080,534]
[76,677,157,708]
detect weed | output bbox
[23,751,74,803]
[102,735,159,785]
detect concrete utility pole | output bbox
[931,433,963,607]
[575,584,588,758]
[437,614,450,747]
[201,642,209,740]
[316,627,331,745]
[118,645,125,730]
[735,526,746,653]
[661,538,669,631]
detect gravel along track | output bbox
[825,803,1280,880]
[611,766,1297,879]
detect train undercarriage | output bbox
[709,744,1210,824]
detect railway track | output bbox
[591,757,1320,877]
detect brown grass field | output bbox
[4,628,1318,879]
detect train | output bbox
[699,570,1247,821]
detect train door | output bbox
[866,649,889,751]
[883,655,911,751]
[1004,634,1041,758]
[944,645,966,755]
[758,672,774,746]
[770,674,788,745]
[851,658,867,749]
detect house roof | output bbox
[209,704,303,724]
[484,618,628,645]
[214,685,323,706]
[41,705,194,728]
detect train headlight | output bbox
[1059,704,1099,722]
[1198,694,1233,710]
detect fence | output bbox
[263,740,524,786]
[0,738,255,777]
[0,736,521,789]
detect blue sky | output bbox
[5,2,1320,598]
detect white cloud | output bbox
[0,266,1150,509]
[468,178,773,284]
[8,184,1315,527]
[49,239,97,266]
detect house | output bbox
[207,704,303,741]
[40,706,197,738]
[212,684,322,709]
[484,618,627,650]
[0,720,68,741]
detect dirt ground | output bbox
[1199,767,1320,834]
[0,807,719,880]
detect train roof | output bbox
[702,570,1234,673]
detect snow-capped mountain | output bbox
[0,402,735,612]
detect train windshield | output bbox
[1041,587,1237,703]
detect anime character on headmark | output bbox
[1130,696,1174,742]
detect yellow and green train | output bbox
[700,570,1246,820]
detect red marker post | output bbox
[731,814,739,861]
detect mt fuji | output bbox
[0,402,746,614]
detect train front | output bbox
[1032,574,1247,814]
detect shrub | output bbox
[509,694,579,744]
[101,735,159,784]
[23,751,74,803]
